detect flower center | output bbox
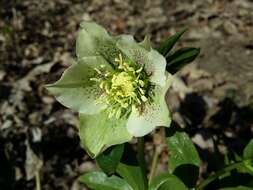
[91,54,152,119]
[111,72,135,97]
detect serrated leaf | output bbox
[166,47,200,74]
[158,29,187,56]
[96,144,124,175]
[79,171,134,190]
[148,172,187,190]
[243,139,253,159]
[166,124,200,188]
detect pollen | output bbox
[92,54,152,119]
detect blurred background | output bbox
[0,0,253,189]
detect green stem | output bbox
[137,137,148,190]
[35,171,41,190]
[196,161,245,190]
[149,128,166,185]
[149,146,162,185]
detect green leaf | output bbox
[244,161,253,176]
[79,112,132,158]
[79,171,134,190]
[196,161,253,190]
[96,144,124,175]
[243,139,253,159]
[148,172,188,190]
[166,47,200,74]
[116,144,147,190]
[46,56,112,114]
[158,29,187,56]
[117,163,146,190]
[166,126,200,170]
[217,173,253,188]
[219,186,253,190]
[166,124,200,188]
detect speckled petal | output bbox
[76,21,111,58]
[46,56,112,114]
[116,35,167,86]
[79,112,132,158]
[76,21,120,64]
[126,73,173,137]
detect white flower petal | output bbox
[116,35,167,87]
[46,56,112,114]
[76,21,116,60]
[126,73,173,137]
[79,112,132,158]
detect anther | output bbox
[141,96,148,102]
[94,68,102,74]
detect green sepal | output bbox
[46,56,112,114]
[139,35,152,51]
[79,112,132,158]
[76,21,112,58]
[76,21,120,65]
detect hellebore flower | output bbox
[46,22,172,157]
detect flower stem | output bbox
[196,161,248,190]
[35,171,41,190]
[137,137,148,190]
[149,146,161,185]
[149,128,166,184]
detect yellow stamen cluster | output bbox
[91,54,151,119]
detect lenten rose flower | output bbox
[46,22,172,157]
